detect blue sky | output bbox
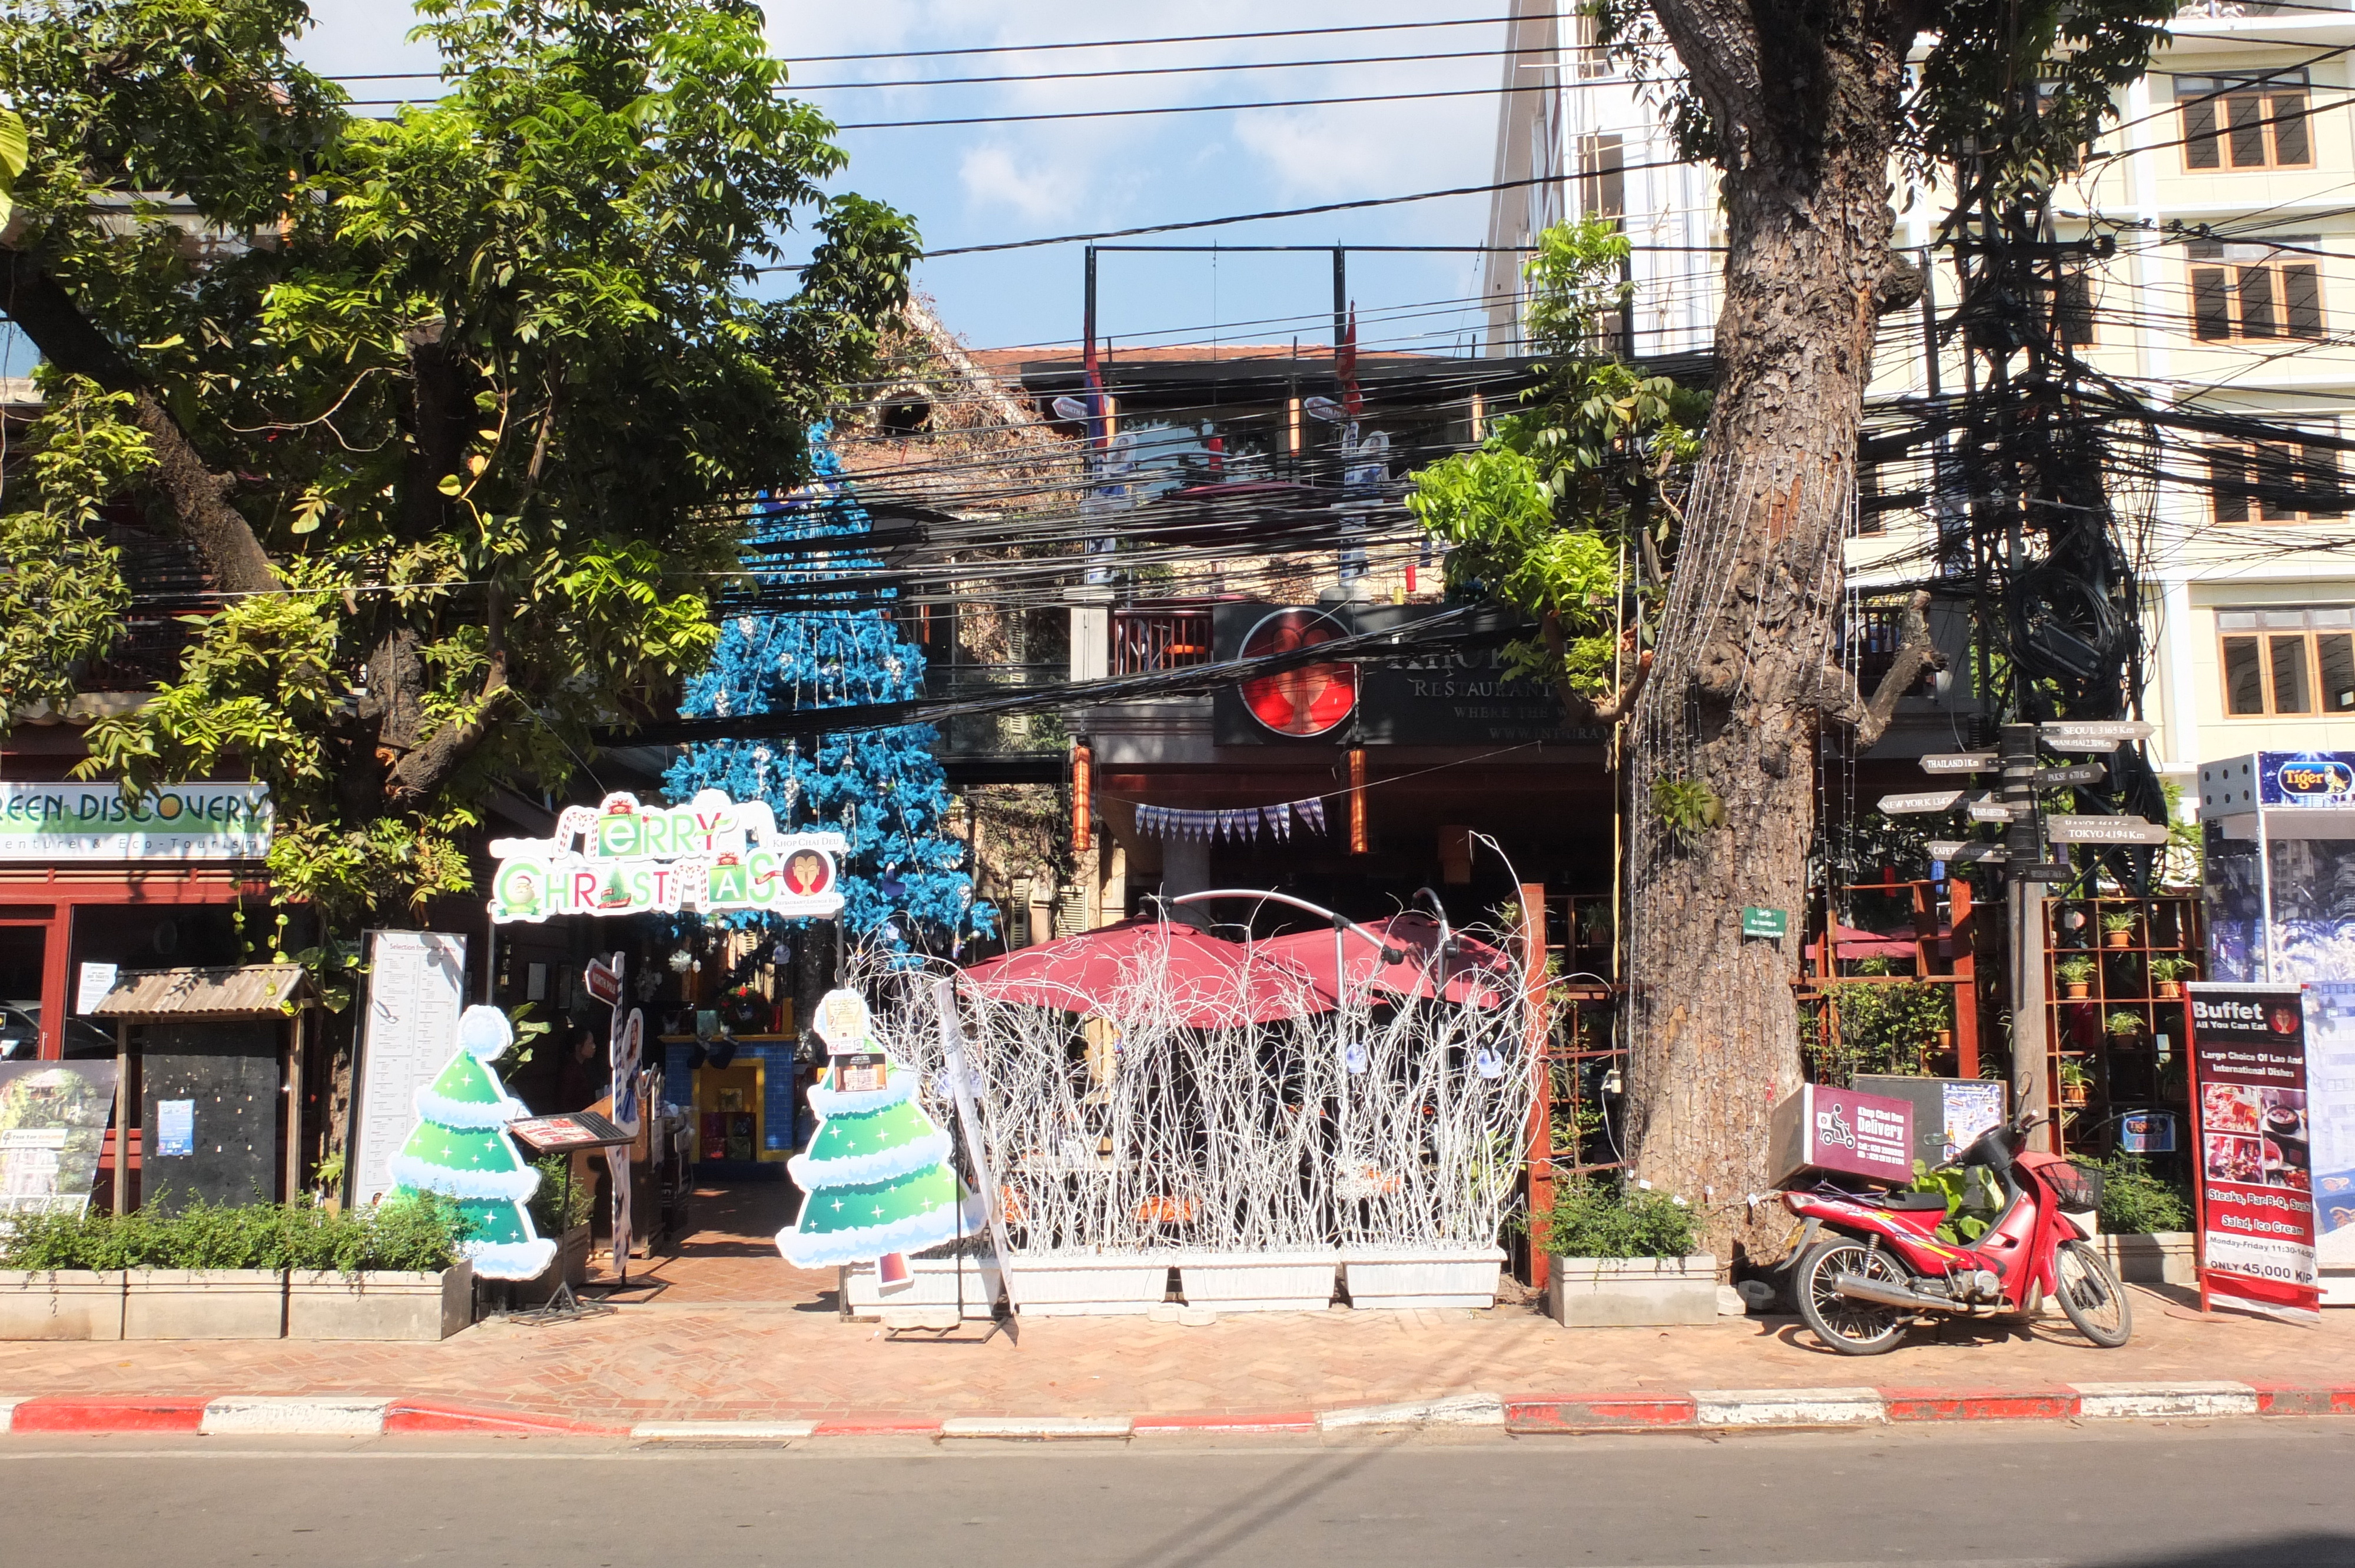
[284,1,1514,361]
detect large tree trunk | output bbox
[1622,0,1915,1265]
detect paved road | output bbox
[13,1421,2353,1567]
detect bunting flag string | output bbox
[1130,795,1329,843]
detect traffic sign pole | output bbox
[2000,723,2054,1151]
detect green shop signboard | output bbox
[0,783,272,861]
[1741,906,1789,940]
[487,789,848,925]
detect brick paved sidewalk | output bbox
[0,1279,2345,1427]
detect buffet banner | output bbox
[2188,982,2320,1321]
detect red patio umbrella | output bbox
[958,919,1321,1028]
[1257,913,1517,1009]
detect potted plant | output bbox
[2150,956,2194,999]
[2090,1152,2196,1285]
[2105,1010,2147,1045]
[2056,955,2096,1000]
[2101,910,2138,949]
[515,1152,595,1304]
[1541,1178,1715,1328]
[284,1194,476,1341]
[2058,1058,2094,1107]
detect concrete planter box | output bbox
[1178,1252,1337,1313]
[841,1256,1004,1321]
[2095,1231,2195,1287]
[0,1270,125,1340]
[122,1270,286,1340]
[286,1263,474,1341]
[1341,1247,1506,1310]
[1548,1254,1719,1328]
[1004,1253,1176,1317]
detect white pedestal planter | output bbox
[122,1270,287,1340]
[286,1263,474,1341]
[2095,1231,2195,1287]
[1178,1253,1338,1313]
[1340,1247,1506,1310]
[840,1256,1006,1321]
[1005,1253,1176,1317]
[0,1270,125,1340]
[1548,1254,1719,1328]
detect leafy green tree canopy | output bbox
[0,0,918,922]
[1405,220,1706,720]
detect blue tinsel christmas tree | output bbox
[665,428,990,952]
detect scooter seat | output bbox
[1866,1190,1951,1211]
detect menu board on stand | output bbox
[2187,982,2320,1321]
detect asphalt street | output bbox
[11,1420,2353,1567]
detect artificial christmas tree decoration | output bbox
[779,988,981,1270]
[665,427,988,952]
[387,1004,558,1281]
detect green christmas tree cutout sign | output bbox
[389,1004,557,1281]
[778,988,979,1273]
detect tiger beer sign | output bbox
[488,789,845,924]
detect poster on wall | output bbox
[2302,981,2355,1304]
[0,1061,118,1215]
[351,932,469,1205]
[2188,982,2320,1321]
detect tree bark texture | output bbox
[1,246,279,597]
[1623,0,1915,1264]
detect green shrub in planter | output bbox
[1539,1177,1698,1259]
[526,1154,595,1237]
[0,1194,469,1275]
[2095,1153,2193,1234]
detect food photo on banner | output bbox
[2187,982,2320,1320]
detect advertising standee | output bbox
[2187,982,2320,1321]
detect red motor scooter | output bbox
[1779,1109,2131,1355]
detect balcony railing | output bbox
[1112,606,1214,675]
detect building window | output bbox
[1576,134,1624,224]
[1567,8,1614,81]
[2188,241,2323,342]
[2220,606,2355,716]
[2210,434,2343,523]
[2179,72,2312,170]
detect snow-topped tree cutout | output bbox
[779,988,979,1281]
[388,1004,558,1281]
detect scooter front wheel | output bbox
[1794,1238,1912,1356]
[2054,1238,2132,1347]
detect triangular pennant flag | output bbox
[1264,803,1289,841]
[1300,796,1326,834]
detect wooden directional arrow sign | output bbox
[2041,719,2152,743]
[1926,841,2008,862]
[1879,790,1965,815]
[1919,752,1998,774]
[1968,802,2015,823]
[2041,736,2120,753]
[2035,763,2108,786]
[2045,815,2171,845]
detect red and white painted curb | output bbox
[0,1381,2347,1440]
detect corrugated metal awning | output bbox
[89,964,311,1021]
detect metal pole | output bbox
[1332,247,1347,366]
[113,1022,130,1215]
[2002,723,2054,1151]
[1083,245,1097,372]
[2256,793,2276,984]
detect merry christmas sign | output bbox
[487,789,847,925]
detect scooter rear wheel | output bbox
[2054,1238,2132,1347]
[1794,1238,1912,1356]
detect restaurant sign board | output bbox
[0,783,272,861]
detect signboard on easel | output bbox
[351,932,469,1205]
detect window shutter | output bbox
[2285,264,2323,338]
[2270,91,2311,164]
[2211,447,2251,523]
[2238,266,2278,338]
[2227,91,2269,167]
[2192,267,2233,340]
[2183,89,2221,168]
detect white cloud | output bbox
[958,145,1075,222]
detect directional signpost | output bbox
[1890,718,2173,1155]
[2045,815,2171,846]
[1879,790,1965,815]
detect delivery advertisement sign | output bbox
[2187,983,2320,1321]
